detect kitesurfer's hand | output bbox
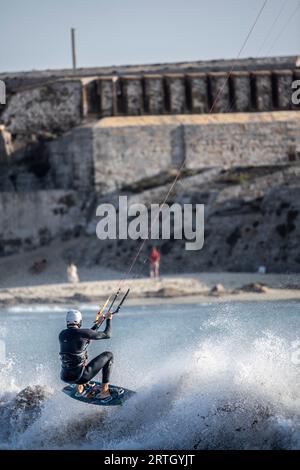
[107,312,113,320]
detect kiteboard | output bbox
[62,381,135,406]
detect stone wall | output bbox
[91,112,300,192]
[0,59,298,152]
[6,111,296,196]
[0,125,94,192]
[1,111,299,195]
[0,190,85,255]
[184,113,300,169]
[48,125,94,191]
[1,79,83,138]
[89,69,300,118]
[92,119,176,193]
[1,55,298,91]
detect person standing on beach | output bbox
[149,246,160,279]
[67,262,80,284]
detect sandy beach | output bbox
[0,242,299,308]
[1,271,300,308]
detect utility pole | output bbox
[71,28,77,70]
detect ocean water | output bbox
[0,300,300,450]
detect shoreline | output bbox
[1,293,300,312]
[0,273,300,309]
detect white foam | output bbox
[0,303,300,449]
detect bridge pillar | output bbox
[144,75,164,114]
[122,76,143,115]
[98,77,116,117]
[209,72,230,113]
[252,71,273,111]
[164,74,186,114]
[188,73,208,113]
[273,70,294,110]
[231,72,251,112]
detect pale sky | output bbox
[0,0,299,73]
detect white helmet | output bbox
[66,309,82,327]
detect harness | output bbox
[59,346,88,382]
[59,350,87,369]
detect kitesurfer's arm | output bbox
[102,318,112,338]
[82,319,112,340]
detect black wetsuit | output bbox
[59,319,113,385]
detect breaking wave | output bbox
[0,303,300,449]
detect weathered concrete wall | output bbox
[209,72,230,112]
[274,70,294,109]
[0,190,84,255]
[231,72,251,112]
[48,126,94,191]
[79,69,300,118]
[2,111,299,195]
[188,73,208,113]
[1,80,83,137]
[1,66,298,145]
[144,75,164,114]
[91,112,300,192]
[92,120,175,193]
[185,113,300,169]
[0,124,94,192]
[98,78,116,117]
[252,71,273,111]
[165,75,187,114]
[1,56,297,92]
[122,76,143,115]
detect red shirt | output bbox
[149,248,160,263]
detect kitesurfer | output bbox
[59,309,113,401]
